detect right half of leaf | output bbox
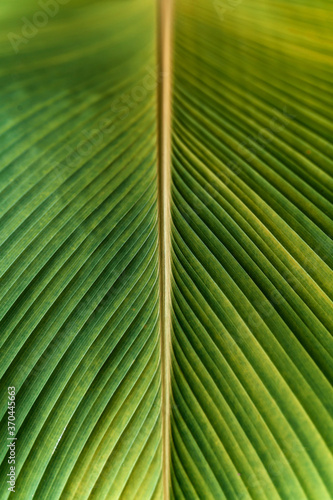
[169,0,333,498]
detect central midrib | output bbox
[157,0,173,498]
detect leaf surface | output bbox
[170,0,333,498]
[0,1,161,498]
[0,0,333,499]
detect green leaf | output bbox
[170,0,333,498]
[0,0,161,498]
[0,0,332,498]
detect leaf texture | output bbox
[0,0,162,498]
[1,0,333,498]
[170,0,333,498]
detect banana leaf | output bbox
[0,0,332,498]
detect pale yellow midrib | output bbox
[157,0,173,498]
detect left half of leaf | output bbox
[0,0,162,498]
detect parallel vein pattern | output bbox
[0,1,161,498]
[170,0,333,498]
